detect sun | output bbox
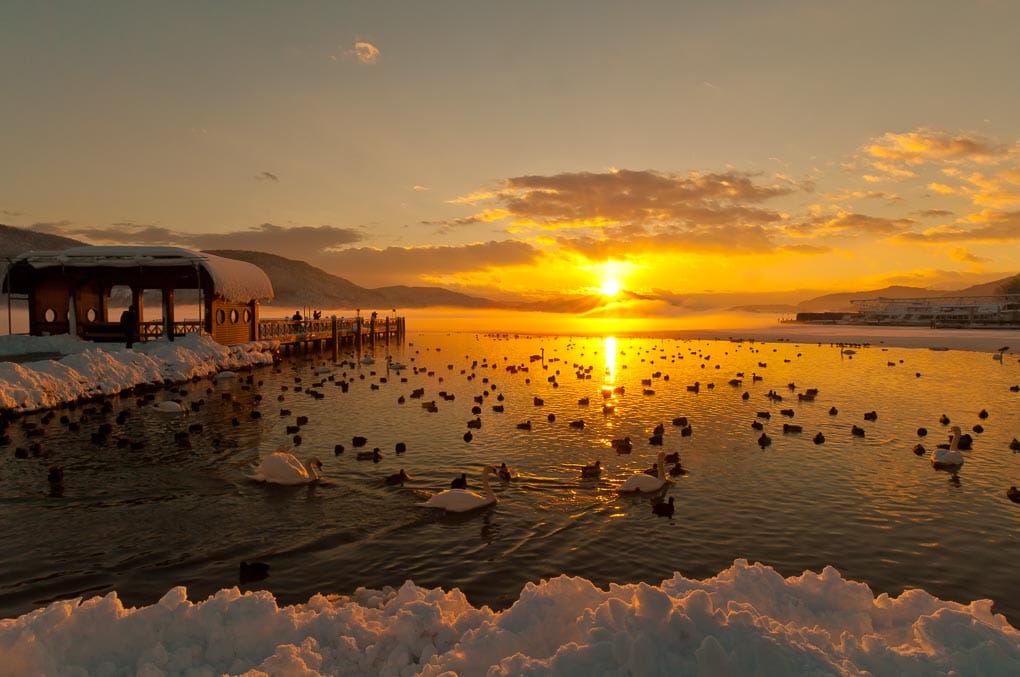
[600,278,622,297]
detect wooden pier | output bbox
[77,313,406,357]
[258,314,406,357]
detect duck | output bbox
[668,461,687,476]
[618,451,670,493]
[497,462,517,481]
[581,460,602,478]
[643,462,659,477]
[384,469,412,485]
[1008,486,1020,504]
[356,448,383,462]
[417,466,498,513]
[931,426,964,470]
[652,496,675,518]
[450,473,468,489]
[249,451,323,485]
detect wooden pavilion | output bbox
[2,246,275,346]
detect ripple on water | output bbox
[1,334,1019,623]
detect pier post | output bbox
[331,316,339,361]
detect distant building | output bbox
[849,295,1020,328]
[2,246,274,345]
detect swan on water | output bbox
[417,466,497,512]
[931,426,965,470]
[249,451,323,485]
[618,451,671,493]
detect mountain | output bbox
[0,224,85,284]
[0,224,84,256]
[788,276,1020,313]
[205,250,492,310]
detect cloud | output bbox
[895,210,1020,243]
[255,171,279,182]
[867,129,1005,165]
[1,209,23,218]
[337,40,380,64]
[915,209,954,218]
[312,240,541,287]
[926,182,957,195]
[785,212,916,238]
[29,220,75,233]
[453,169,793,238]
[412,185,429,191]
[420,210,510,234]
[553,223,778,260]
[32,222,364,259]
[823,190,900,202]
[948,247,990,264]
[779,243,832,255]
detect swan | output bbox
[618,451,671,493]
[417,466,498,512]
[249,451,322,485]
[931,426,965,470]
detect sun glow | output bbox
[600,278,622,297]
[595,260,627,297]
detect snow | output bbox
[7,245,274,302]
[0,560,1016,676]
[0,333,277,412]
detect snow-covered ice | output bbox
[1,560,1017,676]
[0,333,277,413]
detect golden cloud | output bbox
[867,129,1004,165]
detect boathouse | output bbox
[2,246,274,346]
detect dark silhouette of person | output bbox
[312,310,321,320]
[120,306,137,348]
[292,310,303,321]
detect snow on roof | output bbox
[10,246,274,302]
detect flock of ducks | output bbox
[6,338,1019,516]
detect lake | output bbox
[1,331,1019,625]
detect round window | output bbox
[43,308,57,322]
[216,309,226,325]
[243,309,252,323]
[230,309,239,323]
[86,308,97,322]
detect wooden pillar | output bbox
[331,316,339,361]
[67,287,78,338]
[250,300,260,341]
[385,316,390,344]
[370,312,377,348]
[162,288,175,341]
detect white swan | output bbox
[618,451,671,493]
[249,451,323,485]
[417,466,497,512]
[153,401,185,413]
[931,426,965,470]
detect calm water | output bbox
[2,332,1019,623]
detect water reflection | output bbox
[1,333,1019,625]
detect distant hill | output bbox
[206,250,493,310]
[0,224,85,284]
[789,276,1020,313]
[0,224,84,256]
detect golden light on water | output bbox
[603,336,617,386]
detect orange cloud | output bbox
[895,210,1020,243]
[785,212,916,238]
[867,129,1004,165]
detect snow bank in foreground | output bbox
[0,334,277,412]
[2,560,1017,676]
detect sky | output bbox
[2,0,1020,305]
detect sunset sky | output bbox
[3,1,1020,306]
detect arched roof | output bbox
[3,246,274,302]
